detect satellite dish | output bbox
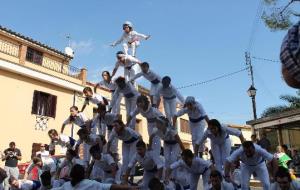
[65,46,74,57]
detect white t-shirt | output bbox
[158,85,185,104]
[128,150,164,171]
[175,102,206,119]
[93,153,115,173]
[84,94,104,106]
[51,179,111,190]
[63,112,88,127]
[197,124,242,145]
[227,144,274,166]
[108,127,140,142]
[170,157,211,175]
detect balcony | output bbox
[0,33,86,85]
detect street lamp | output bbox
[247,85,257,120]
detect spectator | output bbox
[257,132,271,152]
[251,134,258,144]
[282,145,292,158]
[2,142,22,190]
[0,168,8,190]
[274,146,292,169]
[9,176,40,190]
[271,167,300,190]
[291,149,300,177]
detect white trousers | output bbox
[83,142,92,165]
[107,130,119,154]
[4,166,19,190]
[189,120,205,152]
[190,169,210,190]
[240,162,270,190]
[163,98,177,123]
[121,140,138,176]
[211,138,231,172]
[125,97,137,129]
[164,143,180,168]
[111,93,122,114]
[148,122,161,156]
[150,83,160,105]
[122,41,140,57]
[124,67,136,82]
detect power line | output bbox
[247,0,264,52]
[252,56,280,63]
[176,67,249,90]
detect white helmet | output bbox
[123,21,133,28]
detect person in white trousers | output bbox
[157,76,185,123]
[127,95,163,156]
[111,51,142,82]
[94,71,121,114]
[74,128,103,167]
[124,140,163,190]
[151,116,185,179]
[108,77,139,129]
[194,119,245,172]
[92,104,120,155]
[107,119,141,181]
[173,96,209,154]
[81,87,107,112]
[86,145,118,183]
[224,141,278,190]
[111,21,150,57]
[166,149,214,190]
[61,106,89,134]
[130,62,162,107]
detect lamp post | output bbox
[247,85,257,120]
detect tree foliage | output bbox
[262,0,300,31]
[261,90,300,117]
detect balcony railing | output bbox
[0,37,82,80]
[0,38,19,57]
[42,56,81,79]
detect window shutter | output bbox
[49,95,57,118]
[31,91,40,114]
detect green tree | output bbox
[261,90,300,117]
[262,0,300,31]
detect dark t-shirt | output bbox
[258,137,271,151]
[4,148,21,167]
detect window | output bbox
[31,90,57,118]
[180,118,191,134]
[26,47,43,65]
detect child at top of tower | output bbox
[111,21,150,57]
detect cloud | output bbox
[70,39,94,55]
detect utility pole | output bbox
[245,52,258,122]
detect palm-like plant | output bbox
[261,91,300,117]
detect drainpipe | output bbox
[71,91,76,138]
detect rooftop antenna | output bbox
[64,34,74,57]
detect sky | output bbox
[1,0,298,124]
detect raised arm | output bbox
[226,125,245,143]
[175,134,185,151]
[173,108,187,126]
[127,108,139,127]
[174,87,185,104]
[111,34,125,47]
[111,63,120,78]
